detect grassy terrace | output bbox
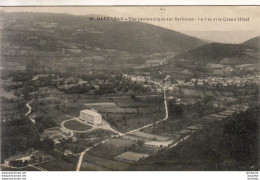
[63,120,92,131]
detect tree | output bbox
[137,139,144,146]
[40,138,54,150]
[168,99,183,117]
[153,115,157,127]
[130,94,136,99]
[23,160,28,166]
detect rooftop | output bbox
[80,109,102,117]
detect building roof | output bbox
[80,109,102,117]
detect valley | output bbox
[0,11,259,171]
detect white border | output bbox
[0,1,259,180]
[0,0,260,6]
[20,171,249,180]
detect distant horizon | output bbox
[1,6,259,43]
[182,30,259,44]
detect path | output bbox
[169,135,190,148]
[109,94,159,99]
[50,133,66,139]
[25,99,35,124]
[160,55,175,65]
[59,118,97,140]
[119,88,168,137]
[60,119,75,138]
[76,139,110,171]
[28,164,47,171]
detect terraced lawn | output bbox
[64,120,92,131]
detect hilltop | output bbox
[174,42,259,64]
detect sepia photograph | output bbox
[0,6,259,173]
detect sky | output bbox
[1,6,259,43]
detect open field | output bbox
[113,97,152,108]
[85,102,117,106]
[38,158,77,171]
[88,138,135,159]
[131,144,159,154]
[75,129,116,140]
[114,151,149,163]
[106,138,135,148]
[63,120,92,131]
[82,154,130,171]
[81,161,109,171]
[129,131,170,141]
[141,117,195,137]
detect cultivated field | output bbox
[82,154,130,171]
[38,158,77,171]
[88,138,135,159]
[141,117,195,137]
[129,131,170,141]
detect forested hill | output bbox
[242,36,260,50]
[2,12,205,53]
[129,105,259,171]
[173,42,259,64]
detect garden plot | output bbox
[88,138,135,159]
[114,151,149,163]
[41,127,70,140]
[85,102,117,106]
[63,120,92,131]
[81,161,109,171]
[83,154,130,171]
[113,98,151,108]
[85,102,137,114]
[129,131,170,141]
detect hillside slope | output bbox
[174,42,259,64]
[2,12,205,54]
[130,106,259,171]
[242,36,260,50]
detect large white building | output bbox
[80,109,102,125]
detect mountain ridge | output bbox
[2,12,206,54]
[173,37,259,64]
[242,36,260,50]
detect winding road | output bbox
[25,99,35,124]
[60,118,96,138]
